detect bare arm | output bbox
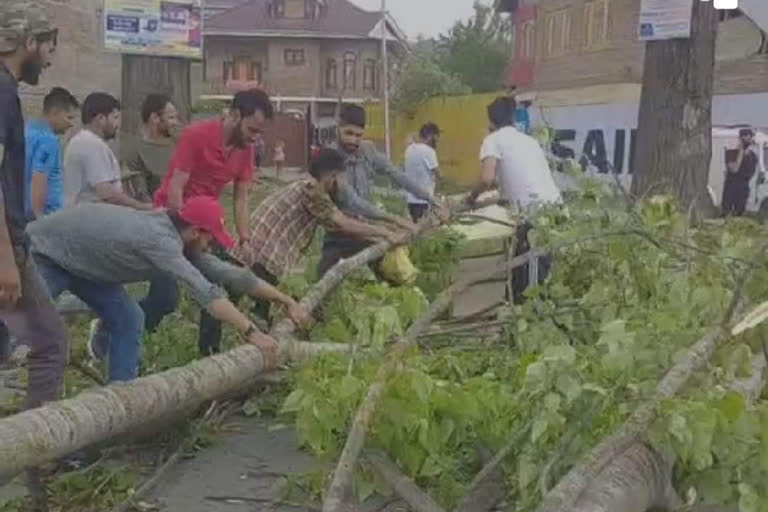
[93,182,153,210]
[467,157,499,204]
[206,297,253,333]
[29,173,47,218]
[233,179,251,241]
[331,210,397,243]
[168,170,191,210]
[337,179,415,230]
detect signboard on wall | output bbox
[638,0,694,40]
[104,0,203,58]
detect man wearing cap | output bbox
[26,198,303,382]
[0,1,69,410]
[722,128,759,217]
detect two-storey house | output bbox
[202,0,407,121]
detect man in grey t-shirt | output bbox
[63,92,152,210]
[404,123,441,222]
[27,197,309,382]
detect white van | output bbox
[553,127,768,218]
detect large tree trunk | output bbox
[0,340,346,481]
[631,0,718,217]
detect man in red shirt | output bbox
[124,89,274,355]
[155,88,272,237]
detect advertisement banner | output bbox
[104,0,203,59]
[638,0,694,41]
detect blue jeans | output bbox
[139,275,180,333]
[33,254,144,382]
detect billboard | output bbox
[104,0,203,59]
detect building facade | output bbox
[202,0,406,121]
[497,0,768,177]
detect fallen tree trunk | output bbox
[537,249,768,512]
[0,339,344,481]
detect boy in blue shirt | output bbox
[25,86,78,217]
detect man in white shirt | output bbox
[404,123,441,222]
[466,96,562,304]
[64,92,152,209]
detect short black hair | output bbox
[232,89,273,120]
[740,128,755,137]
[310,148,345,180]
[141,93,172,124]
[419,122,440,139]
[487,96,517,128]
[43,87,78,114]
[339,104,366,129]
[81,92,120,125]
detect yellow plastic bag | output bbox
[381,246,418,285]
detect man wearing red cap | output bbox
[25,197,302,381]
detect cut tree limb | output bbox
[366,451,446,512]
[0,339,344,481]
[322,279,473,512]
[536,242,767,512]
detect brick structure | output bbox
[499,0,768,95]
[18,0,121,117]
[203,0,407,119]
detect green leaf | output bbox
[419,454,443,478]
[371,306,403,348]
[688,405,717,470]
[717,392,747,423]
[517,452,539,490]
[542,345,577,366]
[738,483,760,512]
[280,390,306,415]
[523,361,548,394]
[339,375,362,399]
[543,393,561,413]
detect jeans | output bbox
[0,249,68,409]
[507,221,552,305]
[198,261,278,356]
[408,203,429,223]
[33,253,144,382]
[139,275,180,333]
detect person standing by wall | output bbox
[64,92,153,210]
[722,128,759,217]
[0,2,70,422]
[404,123,441,223]
[25,86,79,218]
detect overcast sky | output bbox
[350,0,490,39]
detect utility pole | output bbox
[380,0,391,159]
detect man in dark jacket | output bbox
[722,128,759,217]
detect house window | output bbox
[270,0,285,17]
[304,0,317,19]
[284,49,305,66]
[584,0,609,49]
[519,20,535,59]
[545,9,571,57]
[363,59,376,91]
[343,51,357,90]
[718,9,743,22]
[326,58,338,89]
[223,58,262,82]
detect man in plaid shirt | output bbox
[199,148,400,353]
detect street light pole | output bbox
[380,0,391,159]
